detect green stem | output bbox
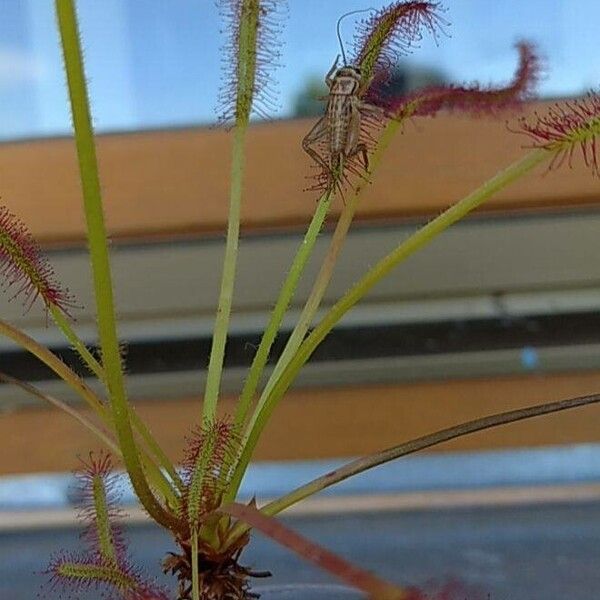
[233,191,332,430]
[191,528,200,600]
[55,0,179,532]
[275,395,600,509]
[203,123,247,422]
[257,200,352,403]
[129,410,185,492]
[0,318,105,414]
[227,147,549,497]
[250,122,401,434]
[50,305,104,380]
[0,373,176,505]
[0,319,179,507]
[203,0,263,421]
[0,372,119,454]
[224,392,600,540]
[50,306,183,491]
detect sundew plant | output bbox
[1,1,599,599]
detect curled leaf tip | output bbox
[509,41,543,102]
[512,90,600,175]
[217,0,288,125]
[0,205,76,315]
[379,41,541,120]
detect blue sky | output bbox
[0,0,599,140]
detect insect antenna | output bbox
[336,7,376,65]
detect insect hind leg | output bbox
[345,142,371,184]
[351,142,370,171]
[302,117,332,175]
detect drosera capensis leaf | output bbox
[55,0,181,533]
[237,41,542,482]
[76,452,125,564]
[353,1,447,90]
[227,148,550,500]
[0,372,118,454]
[513,90,600,175]
[204,0,287,423]
[253,392,600,522]
[0,204,76,315]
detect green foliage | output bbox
[292,76,328,117]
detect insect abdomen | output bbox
[327,95,352,165]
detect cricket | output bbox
[302,9,385,191]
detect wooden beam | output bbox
[0,102,597,245]
[2,369,600,475]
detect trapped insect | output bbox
[302,9,385,193]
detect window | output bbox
[1,0,598,140]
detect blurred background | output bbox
[1,0,599,138]
[1,1,600,598]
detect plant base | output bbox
[162,533,271,600]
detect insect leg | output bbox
[302,117,331,174]
[345,97,370,172]
[344,141,370,174]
